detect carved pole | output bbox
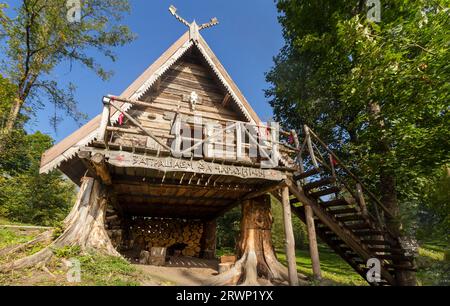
[281,186,299,286]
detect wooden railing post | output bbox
[281,186,299,286]
[236,122,244,161]
[304,203,322,280]
[356,183,368,216]
[98,97,111,143]
[304,125,319,168]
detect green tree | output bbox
[266,0,449,238]
[0,0,135,133]
[0,130,75,225]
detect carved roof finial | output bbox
[169,5,219,41]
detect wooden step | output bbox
[369,247,405,254]
[335,214,364,222]
[384,263,417,271]
[294,168,321,180]
[361,240,394,246]
[346,223,371,230]
[328,207,358,215]
[290,197,300,205]
[374,254,413,261]
[321,198,349,207]
[352,229,384,236]
[308,186,340,198]
[303,177,336,191]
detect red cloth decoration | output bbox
[330,155,338,166]
[288,135,294,144]
[118,113,124,125]
[288,131,294,144]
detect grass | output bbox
[0,224,144,286]
[0,228,40,250]
[416,240,449,286]
[276,245,367,286]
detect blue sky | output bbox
[23,1,285,143]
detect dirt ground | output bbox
[133,256,220,286]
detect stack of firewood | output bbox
[105,206,123,248]
[130,217,203,257]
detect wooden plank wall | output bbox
[110,49,251,160]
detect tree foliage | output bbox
[266,0,449,238]
[0,0,135,131]
[0,129,75,226]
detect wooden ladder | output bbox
[286,126,416,286]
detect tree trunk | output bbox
[380,172,417,286]
[210,194,305,286]
[199,219,217,259]
[0,177,120,272]
[369,102,416,286]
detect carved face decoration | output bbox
[189,91,199,111]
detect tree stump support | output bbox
[210,194,301,285]
[0,177,120,272]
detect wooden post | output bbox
[281,186,299,286]
[304,204,322,280]
[304,125,319,168]
[200,219,217,259]
[91,153,112,185]
[236,122,244,161]
[356,183,368,216]
[98,98,110,142]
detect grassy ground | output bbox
[1,219,448,286]
[276,245,367,286]
[416,240,450,286]
[0,223,147,286]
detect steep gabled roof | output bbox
[40,29,262,175]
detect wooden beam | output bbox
[91,153,112,185]
[242,181,287,201]
[109,101,172,151]
[95,150,286,181]
[112,176,255,193]
[281,186,299,286]
[98,99,110,143]
[207,181,287,220]
[116,193,234,206]
[305,204,322,280]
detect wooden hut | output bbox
[35,10,415,286]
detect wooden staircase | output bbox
[284,126,416,286]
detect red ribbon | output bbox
[288,132,294,144]
[118,113,124,125]
[330,155,338,166]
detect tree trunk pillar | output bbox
[211,194,298,285]
[200,219,217,259]
[281,186,299,286]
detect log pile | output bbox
[105,206,123,248]
[129,217,204,257]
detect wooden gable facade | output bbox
[32,17,416,286]
[39,28,296,221]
